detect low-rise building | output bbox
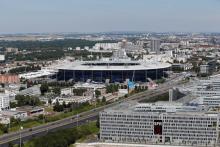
[61,88,73,95]
[0,110,28,121]
[5,47,18,53]
[18,85,41,96]
[200,64,210,75]
[0,74,19,84]
[0,115,10,124]
[16,106,44,117]
[53,95,93,104]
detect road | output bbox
[0,74,184,147]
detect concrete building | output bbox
[5,47,18,53]
[0,55,5,61]
[200,64,210,75]
[193,78,220,106]
[16,106,44,117]
[18,69,56,80]
[18,85,41,96]
[150,39,161,54]
[0,92,10,110]
[0,110,28,121]
[61,88,73,95]
[0,115,10,124]
[100,102,219,146]
[53,95,93,104]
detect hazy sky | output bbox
[0,0,220,34]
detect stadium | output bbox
[57,50,171,83]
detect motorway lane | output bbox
[0,114,99,147]
[0,75,183,146]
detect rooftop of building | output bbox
[103,101,218,116]
[56,50,171,71]
[18,85,41,96]
[16,106,44,112]
[57,59,171,71]
[0,110,27,116]
[73,82,106,89]
[19,69,56,79]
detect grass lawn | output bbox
[9,120,43,132]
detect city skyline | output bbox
[0,0,220,34]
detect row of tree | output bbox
[53,101,90,112]
[8,65,41,74]
[106,84,119,93]
[14,95,42,107]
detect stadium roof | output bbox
[57,60,171,71]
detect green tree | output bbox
[48,98,52,105]
[15,95,41,106]
[8,142,14,147]
[40,83,49,95]
[53,100,64,112]
[102,96,106,103]
[62,101,67,108]
[96,117,100,128]
[0,124,8,133]
[52,87,61,95]
[38,114,44,120]
[9,101,17,108]
[95,90,101,98]
[106,84,119,93]
[19,86,26,91]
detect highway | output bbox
[0,74,184,147]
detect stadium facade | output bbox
[57,50,171,83]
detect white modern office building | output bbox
[100,101,219,146]
[193,78,220,106]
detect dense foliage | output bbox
[40,83,49,95]
[95,90,101,98]
[1,39,116,61]
[15,95,41,106]
[8,66,41,74]
[22,122,99,147]
[53,101,90,112]
[0,39,111,50]
[106,84,119,93]
[72,88,87,96]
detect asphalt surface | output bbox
[0,74,183,147]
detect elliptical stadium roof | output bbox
[57,59,171,71]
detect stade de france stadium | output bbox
[57,50,171,83]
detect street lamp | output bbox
[20,126,23,147]
[76,114,79,128]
